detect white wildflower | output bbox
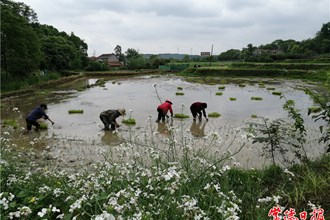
[37,208,48,217]
[283,169,295,177]
[94,211,115,220]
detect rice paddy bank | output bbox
[179,62,330,85]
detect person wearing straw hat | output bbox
[25,104,54,134]
[100,108,126,130]
[156,99,173,122]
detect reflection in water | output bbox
[190,120,207,137]
[101,131,123,146]
[157,118,173,137]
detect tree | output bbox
[218,49,241,61]
[125,48,146,70]
[114,45,125,62]
[41,36,77,70]
[1,0,42,77]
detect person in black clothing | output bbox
[25,104,54,133]
[100,108,126,130]
[190,102,208,121]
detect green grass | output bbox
[68,109,84,114]
[208,112,221,117]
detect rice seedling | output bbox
[251,114,258,118]
[238,84,246,87]
[251,97,263,101]
[308,106,322,114]
[122,118,136,125]
[229,97,237,101]
[267,87,276,90]
[174,113,189,118]
[218,86,225,90]
[215,92,223,96]
[68,110,84,114]
[272,91,282,96]
[3,119,18,129]
[175,92,185,96]
[39,123,48,130]
[177,86,183,90]
[208,112,221,117]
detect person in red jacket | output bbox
[190,102,208,121]
[156,99,173,122]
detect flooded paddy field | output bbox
[1,74,328,168]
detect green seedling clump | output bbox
[122,118,136,125]
[68,110,84,114]
[229,97,237,101]
[215,92,223,96]
[272,91,282,96]
[208,112,221,118]
[175,92,185,96]
[177,87,183,90]
[218,86,225,90]
[3,119,18,129]
[308,106,322,114]
[39,123,48,130]
[251,97,263,101]
[251,114,258,118]
[174,113,189,119]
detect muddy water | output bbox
[1,75,327,168]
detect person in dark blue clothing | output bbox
[25,104,54,133]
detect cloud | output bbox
[21,0,330,56]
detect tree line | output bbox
[1,0,329,80]
[1,0,89,79]
[218,22,330,62]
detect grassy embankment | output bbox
[178,61,330,86]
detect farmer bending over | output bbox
[100,108,126,130]
[25,104,54,134]
[156,99,173,122]
[190,102,208,121]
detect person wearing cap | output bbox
[190,102,208,121]
[156,99,173,122]
[100,108,126,130]
[25,104,54,133]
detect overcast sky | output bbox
[20,0,329,56]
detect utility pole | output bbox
[209,44,214,66]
